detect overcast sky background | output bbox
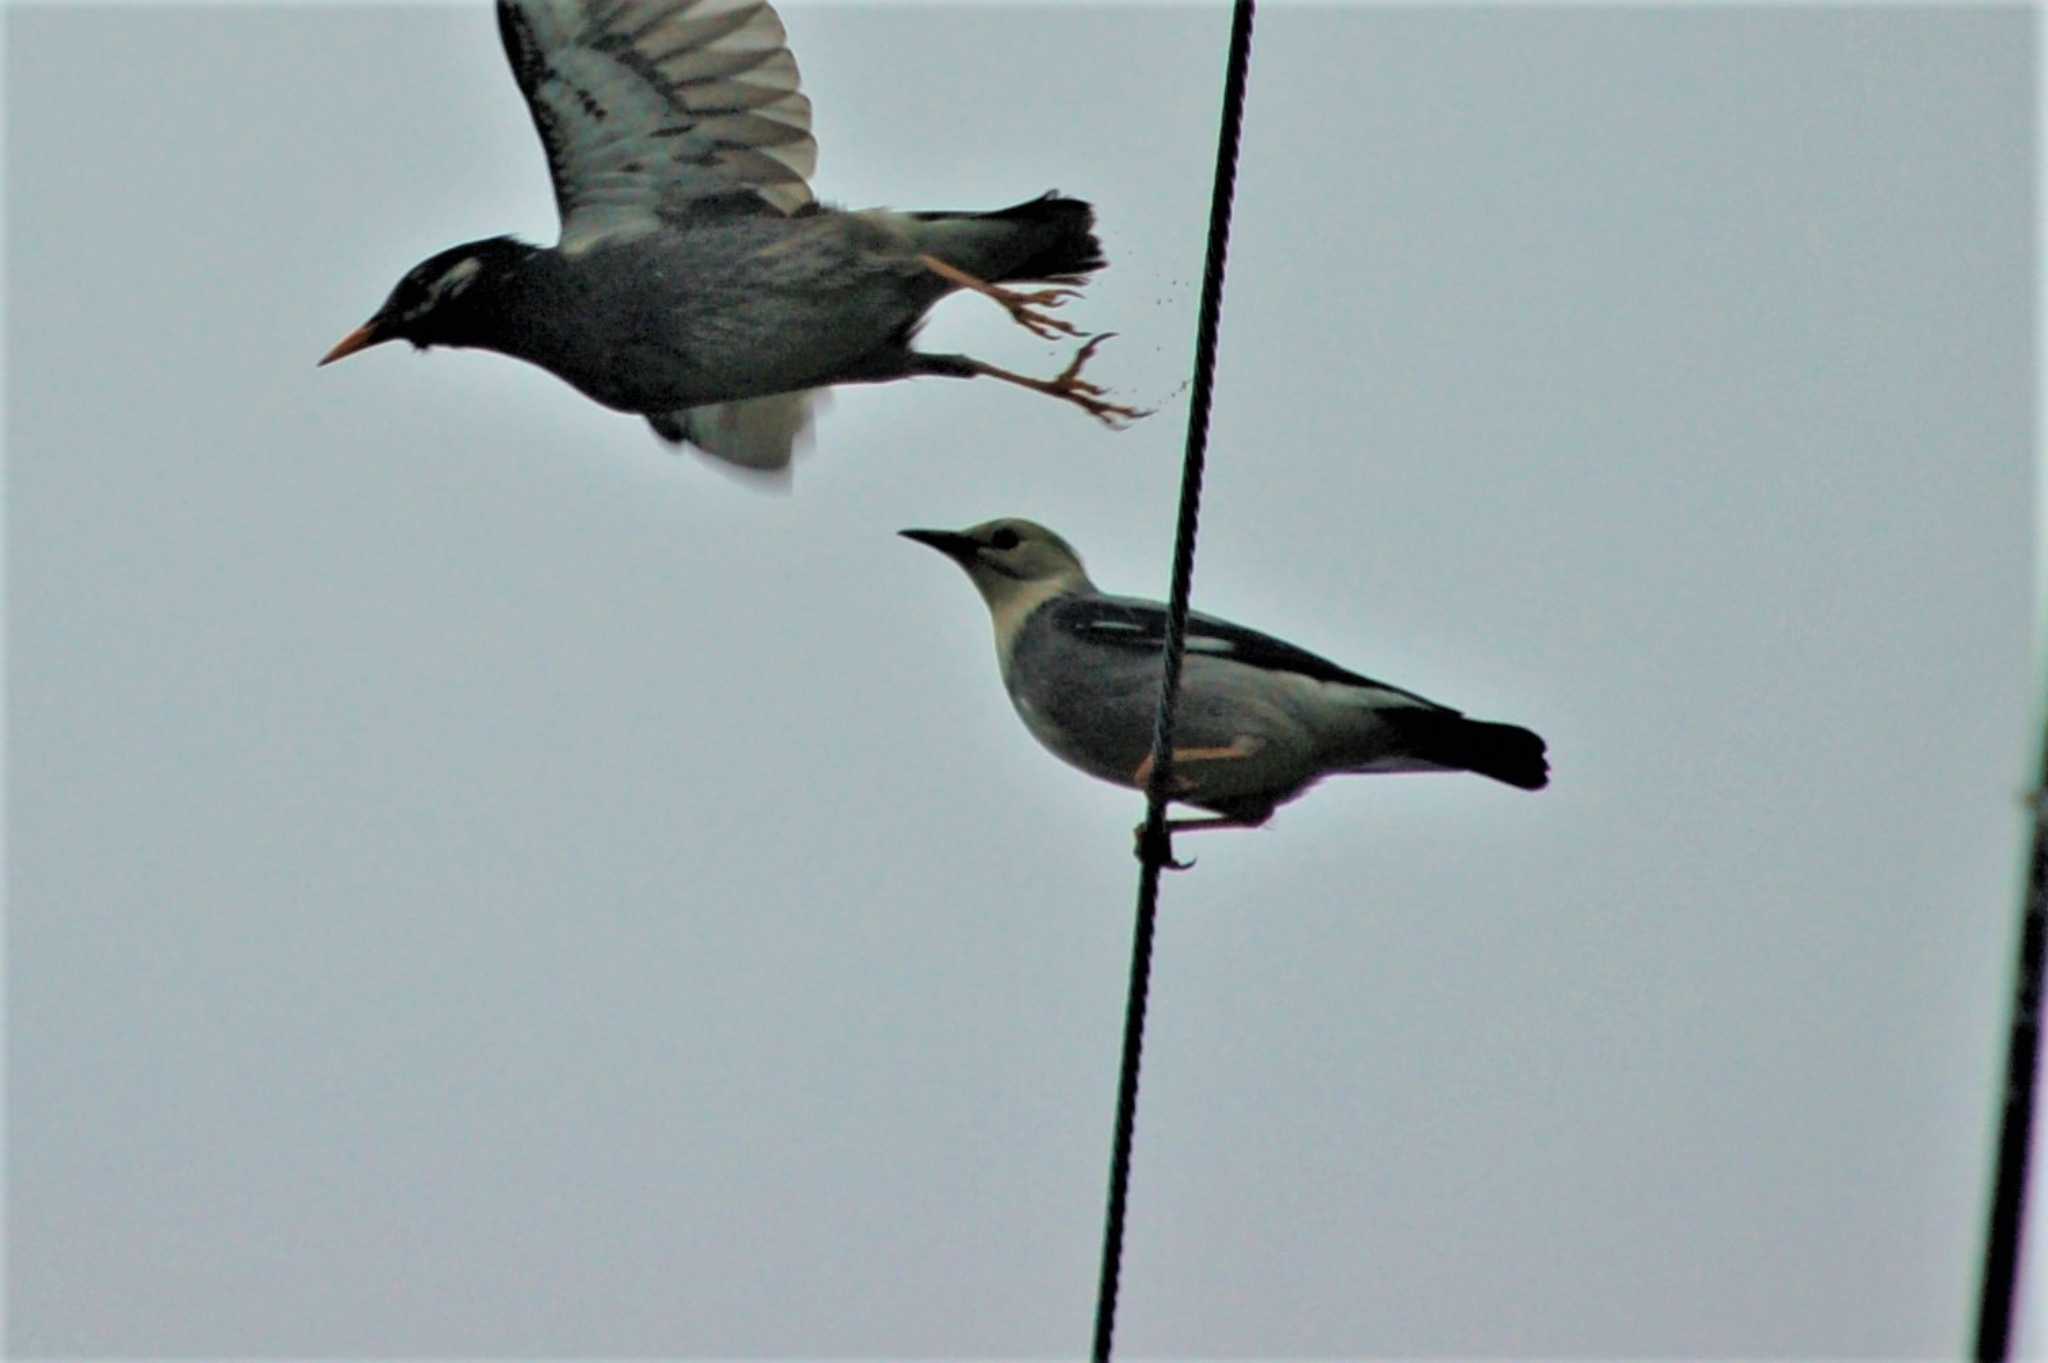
[7,2,2040,1357]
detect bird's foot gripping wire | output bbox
[920,254,1086,340]
[971,336,1151,429]
[1133,821,1196,872]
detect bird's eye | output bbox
[989,528,1021,551]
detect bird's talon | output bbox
[1015,286,1079,312]
[1057,333,1111,380]
[1017,312,1084,342]
[921,255,1090,339]
[1008,292,1086,340]
[1047,335,1149,428]
[966,334,1149,428]
[1132,824,1194,870]
[1075,393,1147,429]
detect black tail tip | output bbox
[1470,722,1550,791]
[994,190,1105,279]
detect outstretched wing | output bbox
[1056,594,1451,711]
[497,0,818,252]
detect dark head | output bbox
[319,237,538,365]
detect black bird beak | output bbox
[899,529,982,566]
[318,319,389,366]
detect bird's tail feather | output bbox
[1433,717,1550,791]
[910,192,1105,284]
[1354,710,1550,791]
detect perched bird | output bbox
[902,519,1549,841]
[320,0,1139,477]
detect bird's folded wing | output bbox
[498,0,817,252]
[1057,595,1449,709]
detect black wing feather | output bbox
[1054,595,1451,710]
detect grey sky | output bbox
[7,2,2038,1357]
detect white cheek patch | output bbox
[436,257,482,298]
[402,257,486,323]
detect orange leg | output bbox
[965,335,1150,429]
[1131,736,1262,790]
[1129,737,1267,870]
[1165,815,1266,834]
[920,253,1086,340]
[1132,815,1267,871]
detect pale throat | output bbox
[987,573,1089,679]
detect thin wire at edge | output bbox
[1974,738,2048,1359]
[1091,3,1258,1359]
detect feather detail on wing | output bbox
[1053,595,1449,710]
[499,0,817,252]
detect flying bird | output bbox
[902,519,1549,842]
[320,0,1139,477]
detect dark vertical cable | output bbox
[1091,3,1256,1358]
[1975,724,2048,1359]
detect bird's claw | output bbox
[921,254,1087,340]
[965,335,1150,429]
[1133,823,1195,872]
[1051,334,1151,429]
[1001,286,1086,341]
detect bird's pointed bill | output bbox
[899,529,982,564]
[318,322,387,366]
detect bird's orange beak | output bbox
[318,321,387,367]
